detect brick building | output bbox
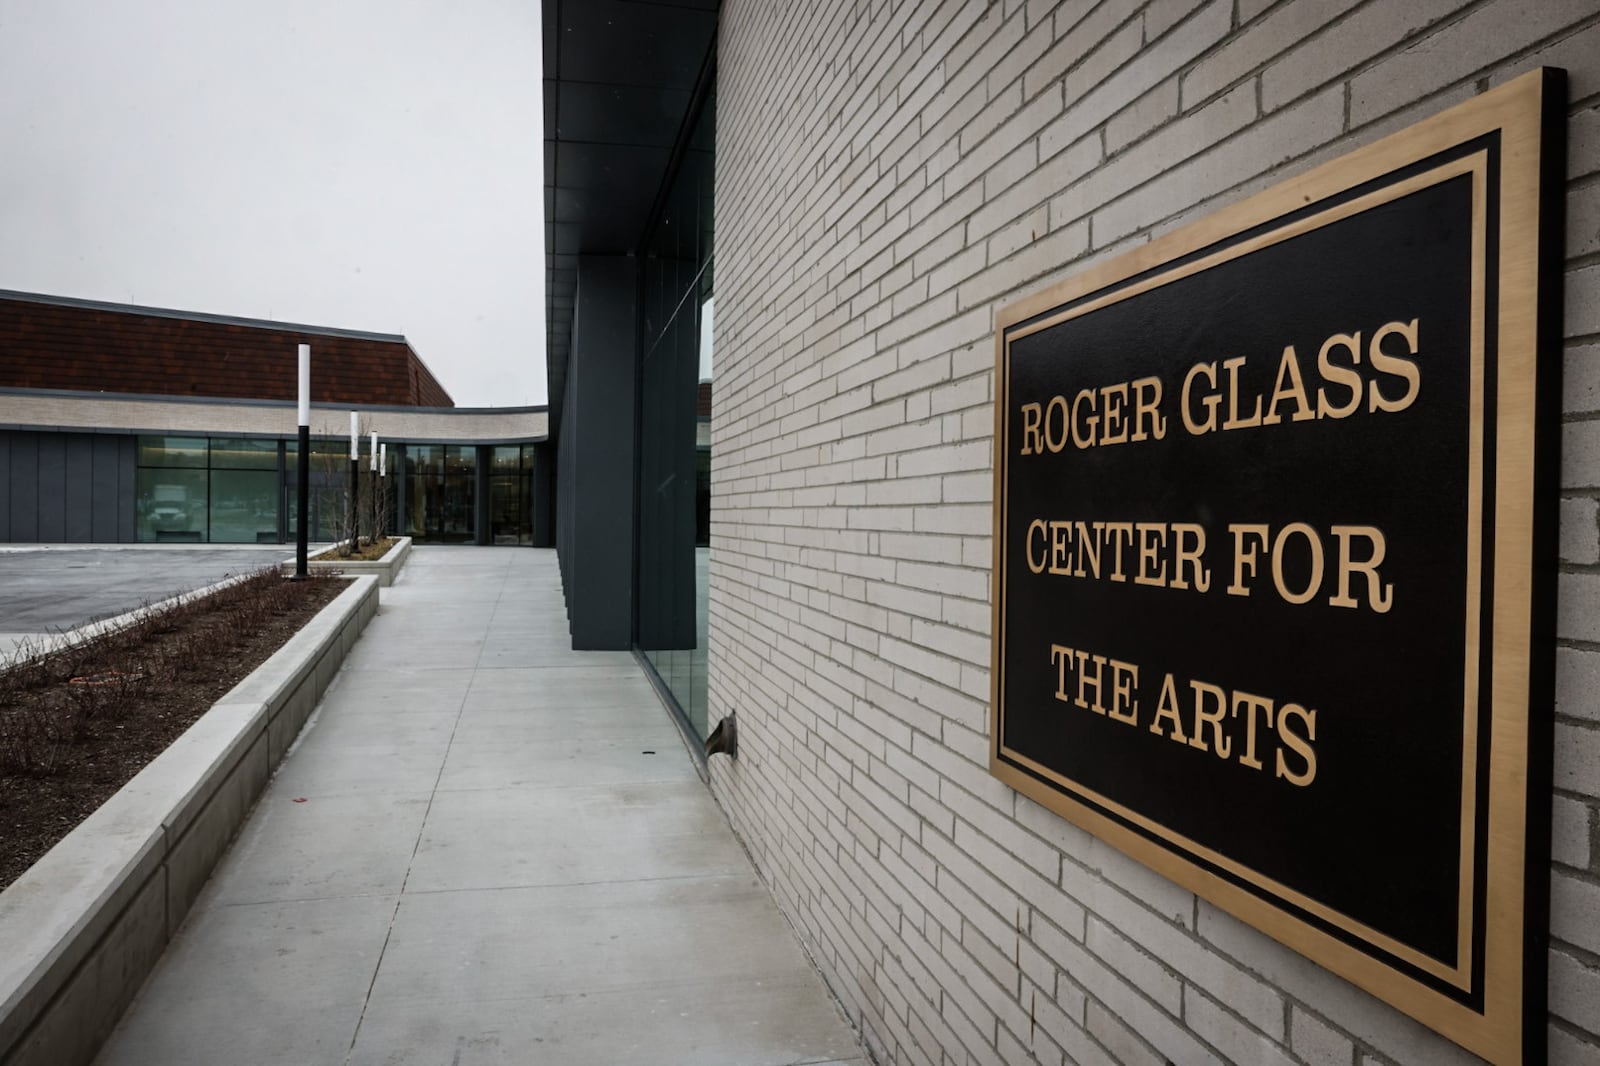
[546,2,1600,1065]
[0,290,452,407]
[0,290,550,546]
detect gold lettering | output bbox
[1026,519,1048,574]
[1048,520,1072,575]
[1044,394,1070,452]
[1074,649,1108,715]
[1073,520,1102,579]
[1105,522,1135,582]
[1070,389,1098,450]
[1107,658,1139,725]
[1222,356,1262,430]
[1100,382,1129,445]
[1149,674,1188,742]
[1261,345,1315,426]
[1316,332,1363,419]
[1231,691,1274,771]
[1134,523,1168,588]
[1227,524,1269,597]
[1170,523,1210,592]
[1050,644,1074,704]
[1329,525,1394,613]
[1019,402,1043,455]
[1181,362,1219,435]
[1270,522,1324,606]
[1368,319,1421,414]
[1187,680,1231,758]
[1130,376,1167,442]
[1275,704,1317,786]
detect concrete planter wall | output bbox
[286,535,411,587]
[0,574,379,1066]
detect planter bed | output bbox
[284,535,412,587]
[0,574,379,1066]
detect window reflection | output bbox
[136,434,280,542]
[636,91,714,738]
[490,445,534,545]
[404,443,476,543]
[285,439,355,542]
[136,468,207,542]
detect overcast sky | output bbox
[0,0,546,407]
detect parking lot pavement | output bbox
[0,545,299,657]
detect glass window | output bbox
[285,439,352,542]
[636,89,715,737]
[137,436,208,468]
[210,437,277,469]
[136,468,207,542]
[492,445,521,474]
[490,445,533,546]
[136,434,281,542]
[209,469,278,543]
[403,443,476,543]
[407,444,444,477]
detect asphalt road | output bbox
[0,547,295,642]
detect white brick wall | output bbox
[710,1,1600,1063]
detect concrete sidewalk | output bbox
[94,547,864,1066]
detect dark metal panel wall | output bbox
[532,441,555,548]
[8,433,38,541]
[0,433,9,539]
[475,445,492,546]
[394,445,408,541]
[561,255,638,649]
[557,369,576,608]
[117,436,136,542]
[35,434,65,541]
[64,435,95,541]
[90,435,118,542]
[0,430,138,543]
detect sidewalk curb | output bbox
[0,574,380,1066]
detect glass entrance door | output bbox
[404,444,476,543]
[489,445,533,545]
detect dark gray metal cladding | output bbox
[542,0,718,438]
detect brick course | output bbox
[712,2,1600,1064]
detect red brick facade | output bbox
[0,294,452,407]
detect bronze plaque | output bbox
[989,69,1564,1064]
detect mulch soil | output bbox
[312,537,397,562]
[0,569,344,890]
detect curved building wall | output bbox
[0,390,546,443]
[0,389,547,545]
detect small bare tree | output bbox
[311,422,360,557]
[359,455,394,547]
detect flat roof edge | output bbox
[0,288,411,346]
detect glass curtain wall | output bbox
[208,438,278,543]
[490,445,535,545]
[136,436,208,542]
[404,444,476,543]
[136,435,279,543]
[636,92,715,736]
[285,439,358,543]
